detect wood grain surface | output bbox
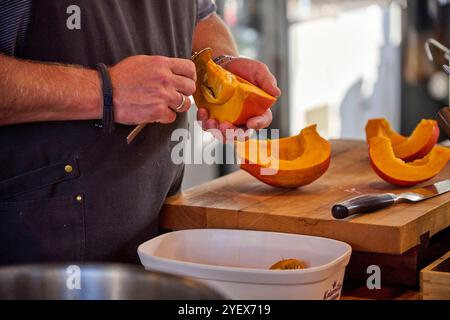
[160,140,450,255]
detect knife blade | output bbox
[332,180,450,220]
[126,48,213,145]
[443,64,450,76]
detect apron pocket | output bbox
[0,159,80,201]
[0,194,85,265]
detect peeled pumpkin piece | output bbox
[236,125,331,188]
[365,118,440,162]
[192,48,277,126]
[369,136,450,187]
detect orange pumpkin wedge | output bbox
[192,48,277,125]
[236,125,331,188]
[366,118,440,162]
[366,118,406,146]
[369,135,450,186]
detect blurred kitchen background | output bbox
[183,0,450,189]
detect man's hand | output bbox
[110,55,197,125]
[196,58,281,140]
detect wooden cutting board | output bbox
[160,140,450,255]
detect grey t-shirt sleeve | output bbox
[197,0,217,21]
[0,0,32,55]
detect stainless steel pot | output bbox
[0,263,226,300]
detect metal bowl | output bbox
[0,263,226,300]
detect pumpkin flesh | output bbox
[366,118,440,162]
[237,125,331,188]
[369,136,450,186]
[193,48,276,126]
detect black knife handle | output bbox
[437,107,450,138]
[332,194,397,219]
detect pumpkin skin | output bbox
[369,136,450,187]
[192,48,277,126]
[366,118,440,162]
[236,125,331,188]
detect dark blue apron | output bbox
[0,0,196,264]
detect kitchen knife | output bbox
[443,64,450,76]
[126,48,213,144]
[438,107,450,138]
[332,179,450,220]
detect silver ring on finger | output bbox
[175,93,186,112]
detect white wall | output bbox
[289,2,402,139]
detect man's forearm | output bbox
[0,54,101,126]
[192,13,239,58]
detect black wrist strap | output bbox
[95,63,115,133]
